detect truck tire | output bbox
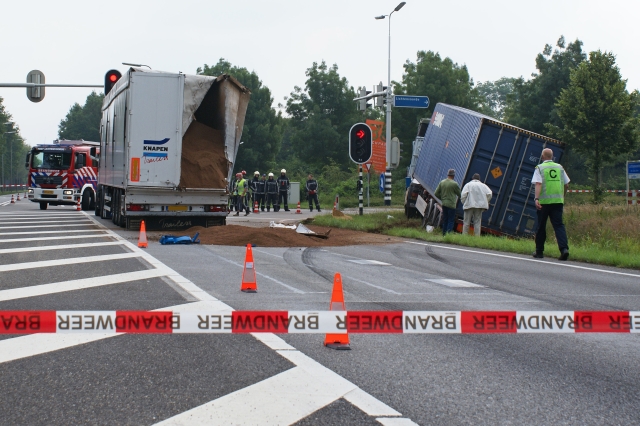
[95,187,102,216]
[39,202,48,210]
[81,190,91,211]
[100,187,110,220]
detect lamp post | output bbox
[376,1,406,206]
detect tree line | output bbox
[0,97,30,187]
[58,36,640,202]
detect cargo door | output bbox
[495,135,564,236]
[127,73,184,187]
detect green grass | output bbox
[313,205,640,270]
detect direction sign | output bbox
[379,173,385,193]
[393,95,429,108]
[629,161,640,179]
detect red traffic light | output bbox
[356,129,365,139]
[104,69,122,95]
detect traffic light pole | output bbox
[384,9,394,207]
[359,164,364,216]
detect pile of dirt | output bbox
[179,121,228,189]
[147,225,401,247]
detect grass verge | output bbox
[313,207,640,270]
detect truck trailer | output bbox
[95,67,250,229]
[26,140,100,210]
[412,103,565,237]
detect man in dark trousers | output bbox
[305,174,321,212]
[265,173,279,212]
[277,169,290,212]
[250,171,260,209]
[434,168,461,235]
[255,174,267,211]
[532,148,571,260]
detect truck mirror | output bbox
[90,147,97,157]
[76,153,86,169]
[25,152,31,169]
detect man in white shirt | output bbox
[460,173,492,236]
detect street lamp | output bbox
[375,1,406,206]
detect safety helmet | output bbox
[235,172,242,178]
[241,170,246,175]
[268,172,274,177]
[254,171,259,175]
[281,169,286,173]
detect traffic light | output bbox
[374,82,387,108]
[358,88,372,111]
[104,69,122,95]
[349,123,372,164]
[26,70,45,103]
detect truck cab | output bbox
[26,140,100,210]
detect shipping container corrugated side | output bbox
[412,103,565,237]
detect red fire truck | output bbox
[26,140,100,210]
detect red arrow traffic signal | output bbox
[356,129,365,139]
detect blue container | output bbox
[405,176,411,189]
[412,103,564,237]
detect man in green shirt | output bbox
[434,168,461,235]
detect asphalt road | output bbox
[2,193,640,425]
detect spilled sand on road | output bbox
[146,224,401,247]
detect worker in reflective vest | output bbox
[234,174,250,216]
[532,148,570,260]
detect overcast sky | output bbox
[2,0,639,146]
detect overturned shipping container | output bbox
[413,103,564,237]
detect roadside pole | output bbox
[358,164,364,216]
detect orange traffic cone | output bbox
[76,197,82,211]
[324,273,350,350]
[16,193,20,201]
[240,243,257,293]
[295,201,302,214]
[253,200,259,214]
[137,220,148,248]
[10,194,15,204]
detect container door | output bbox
[128,73,184,188]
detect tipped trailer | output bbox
[96,67,250,230]
[412,103,565,237]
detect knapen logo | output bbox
[143,138,170,163]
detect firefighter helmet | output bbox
[268,172,274,177]
[281,169,286,173]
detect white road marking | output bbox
[376,418,420,426]
[0,252,140,272]
[156,349,402,426]
[342,274,401,295]
[0,269,169,301]
[253,248,286,258]
[0,218,93,223]
[427,278,484,288]
[0,240,125,255]
[347,259,391,265]
[0,229,107,236]
[406,241,640,279]
[0,223,95,229]
[0,234,110,244]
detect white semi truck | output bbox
[95,67,250,229]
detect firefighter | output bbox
[305,174,321,212]
[277,169,290,212]
[265,173,278,212]
[250,171,260,208]
[234,173,250,216]
[229,174,238,212]
[255,174,267,211]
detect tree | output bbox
[504,36,586,134]
[392,51,482,169]
[284,61,361,171]
[58,91,104,141]
[197,59,283,174]
[0,96,29,186]
[553,50,640,202]
[475,77,517,120]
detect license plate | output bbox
[168,205,188,212]
[43,190,54,194]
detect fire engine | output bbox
[26,140,100,210]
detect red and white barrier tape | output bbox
[2,310,640,334]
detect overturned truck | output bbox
[95,67,250,229]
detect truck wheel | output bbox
[95,187,102,216]
[112,189,119,225]
[39,202,48,210]
[100,188,110,220]
[81,190,91,211]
